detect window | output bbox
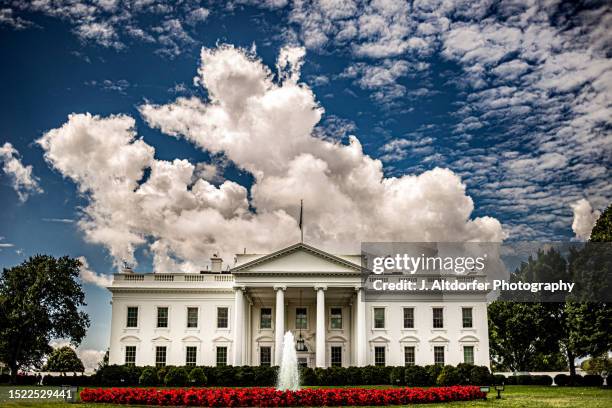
[216,346,227,367]
[403,308,414,329]
[260,346,271,366]
[260,308,272,329]
[330,308,342,329]
[434,346,445,366]
[433,308,444,328]
[157,307,168,328]
[298,357,308,368]
[185,346,197,366]
[124,346,136,366]
[374,346,386,366]
[464,346,474,364]
[187,307,198,328]
[404,346,415,366]
[462,307,473,328]
[126,306,138,328]
[295,307,307,330]
[217,307,229,329]
[331,346,342,367]
[373,307,385,329]
[155,346,167,367]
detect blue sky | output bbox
[0,1,610,366]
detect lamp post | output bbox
[495,384,505,399]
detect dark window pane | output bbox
[217,307,229,328]
[216,346,227,367]
[462,307,473,328]
[331,346,342,367]
[125,346,136,366]
[127,307,138,328]
[374,346,385,366]
[155,346,167,368]
[296,307,307,329]
[464,346,474,364]
[157,307,168,328]
[187,307,198,328]
[330,308,342,329]
[403,308,414,329]
[260,346,271,366]
[433,308,444,328]
[186,346,197,366]
[374,308,385,329]
[434,346,445,366]
[260,308,272,329]
[404,346,415,366]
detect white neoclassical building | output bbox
[107,243,490,368]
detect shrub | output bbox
[300,366,317,386]
[188,367,207,386]
[555,374,583,386]
[437,366,461,386]
[138,367,158,386]
[156,366,171,385]
[390,366,405,385]
[582,374,603,387]
[404,365,429,386]
[493,374,506,385]
[164,367,189,386]
[531,375,553,386]
[42,374,94,386]
[469,366,492,385]
[425,365,443,386]
[345,366,362,386]
[516,375,532,385]
[607,374,611,387]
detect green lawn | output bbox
[0,386,609,408]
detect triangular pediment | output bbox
[232,243,361,274]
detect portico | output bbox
[230,243,366,368]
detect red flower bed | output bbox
[80,386,485,406]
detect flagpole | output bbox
[300,199,303,243]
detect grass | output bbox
[0,385,609,407]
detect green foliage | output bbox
[581,356,611,375]
[425,365,443,385]
[390,366,405,385]
[582,375,603,386]
[404,365,429,386]
[0,255,90,383]
[164,366,189,386]
[299,366,317,386]
[139,367,158,386]
[436,365,461,385]
[188,367,207,385]
[469,365,492,385]
[590,204,612,242]
[44,346,84,373]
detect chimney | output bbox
[211,254,223,273]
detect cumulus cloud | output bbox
[0,142,43,202]
[571,199,600,240]
[39,45,503,272]
[78,256,113,288]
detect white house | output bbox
[107,243,490,368]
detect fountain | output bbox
[276,331,300,391]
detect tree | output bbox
[590,204,612,242]
[44,346,84,374]
[0,255,90,383]
[580,355,611,375]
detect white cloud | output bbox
[40,45,504,272]
[0,8,32,29]
[0,142,43,202]
[571,199,600,240]
[78,256,113,288]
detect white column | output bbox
[315,285,326,367]
[233,286,245,366]
[356,287,367,366]
[274,286,286,365]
